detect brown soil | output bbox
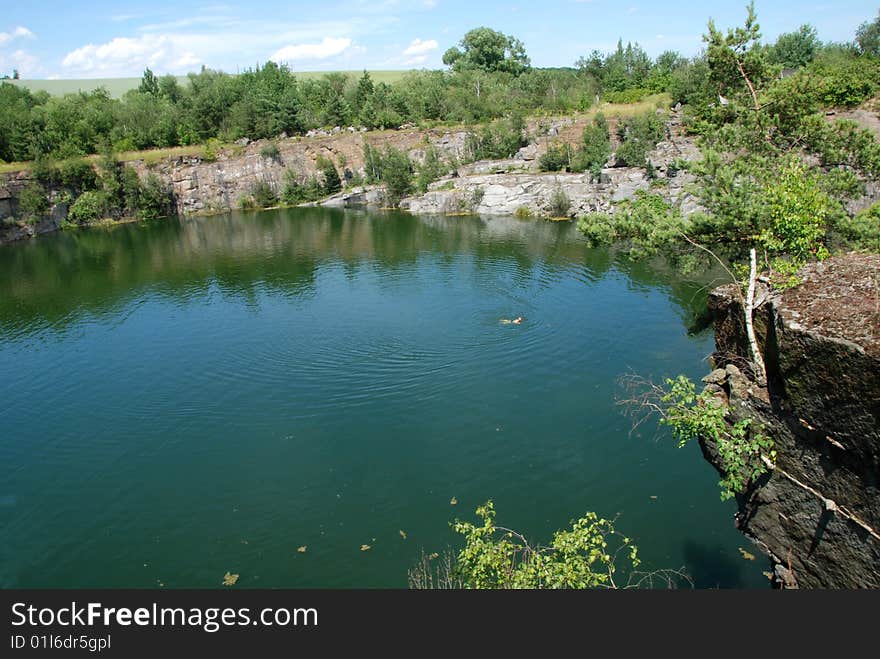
[779,252,880,357]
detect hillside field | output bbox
[7,70,412,98]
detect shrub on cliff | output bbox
[18,182,50,222]
[614,112,665,168]
[415,146,447,193]
[539,142,571,172]
[58,158,98,193]
[250,180,278,208]
[67,190,108,224]
[316,156,342,196]
[578,113,611,179]
[137,173,174,220]
[378,146,414,206]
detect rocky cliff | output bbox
[1,110,701,245]
[703,253,880,588]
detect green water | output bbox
[0,208,768,588]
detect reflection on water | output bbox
[0,208,767,588]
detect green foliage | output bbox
[67,190,107,224]
[835,201,880,251]
[615,112,665,168]
[137,173,174,220]
[443,27,530,76]
[201,138,221,162]
[259,142,280,160]
[514,206,533,218]
[466,114,527,160]
[603,87,651,104]
[280,169,325,205]
[703,2,773,103]
[315,155,342,196]
[250,180,278,208]
[449,501,640,589]
[139,68,159,96]
[658,375,775,500]
[415,146,447,193]
[577,114,611,179]
[856,11,880,56]
[18,182,49,221]
[58,158,97,193]
[238,194,257,210]
[372,146,413,205]
[768,24,820,69]
[760,159,833,261]
[577,191,687,257]
[548,186,571,217]
[539,142,571,172]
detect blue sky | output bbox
[0,1,876,79]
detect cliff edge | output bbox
[705,252,880,588]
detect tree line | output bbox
[1,14,878,165]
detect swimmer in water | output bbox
[500,316,524,325]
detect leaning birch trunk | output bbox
[745,248,767,386]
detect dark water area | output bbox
[0,208,768,588]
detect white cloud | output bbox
[0,26,35,45]
[422,0,438,7]
[271,37,353,61]
[402,38,437,56]
[62,35,201,76]
[0,49,41,77]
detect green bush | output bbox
[760,159,833,261]
[415,146,447,193]
[18,182,50,221]
[576,191,687,257]
[410,501,645,589]
[834,201,880,251]
[259,142,281,160]
[615,113,665,168]
[137,173,174,220]
[603,87,651,104]
[202,138,221,162]
[539,142,571,172]
[548,186,571,217]
[315,156,342,196]
[250,180,278,208]
[465,114,527,160]
[31,155,59,186]
[59,158,98,192]
[658,375,775,500]
[238,195,257,210]
[578,113,611,178]
[67,190,108,224]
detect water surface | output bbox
[0,208,767,588]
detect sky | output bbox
[0,1,876,79]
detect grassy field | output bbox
[8,71,412,98]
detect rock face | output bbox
[705,253,880,588]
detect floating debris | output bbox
[297,546,307,553]
[399,530,407,540]
[360,544,371,552]
[739,548,756,561]
[222,572,239,586]
[450,497,458,505]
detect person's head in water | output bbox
[513,316,523,324]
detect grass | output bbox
[8,70,412,99]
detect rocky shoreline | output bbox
[1,109,702,245]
